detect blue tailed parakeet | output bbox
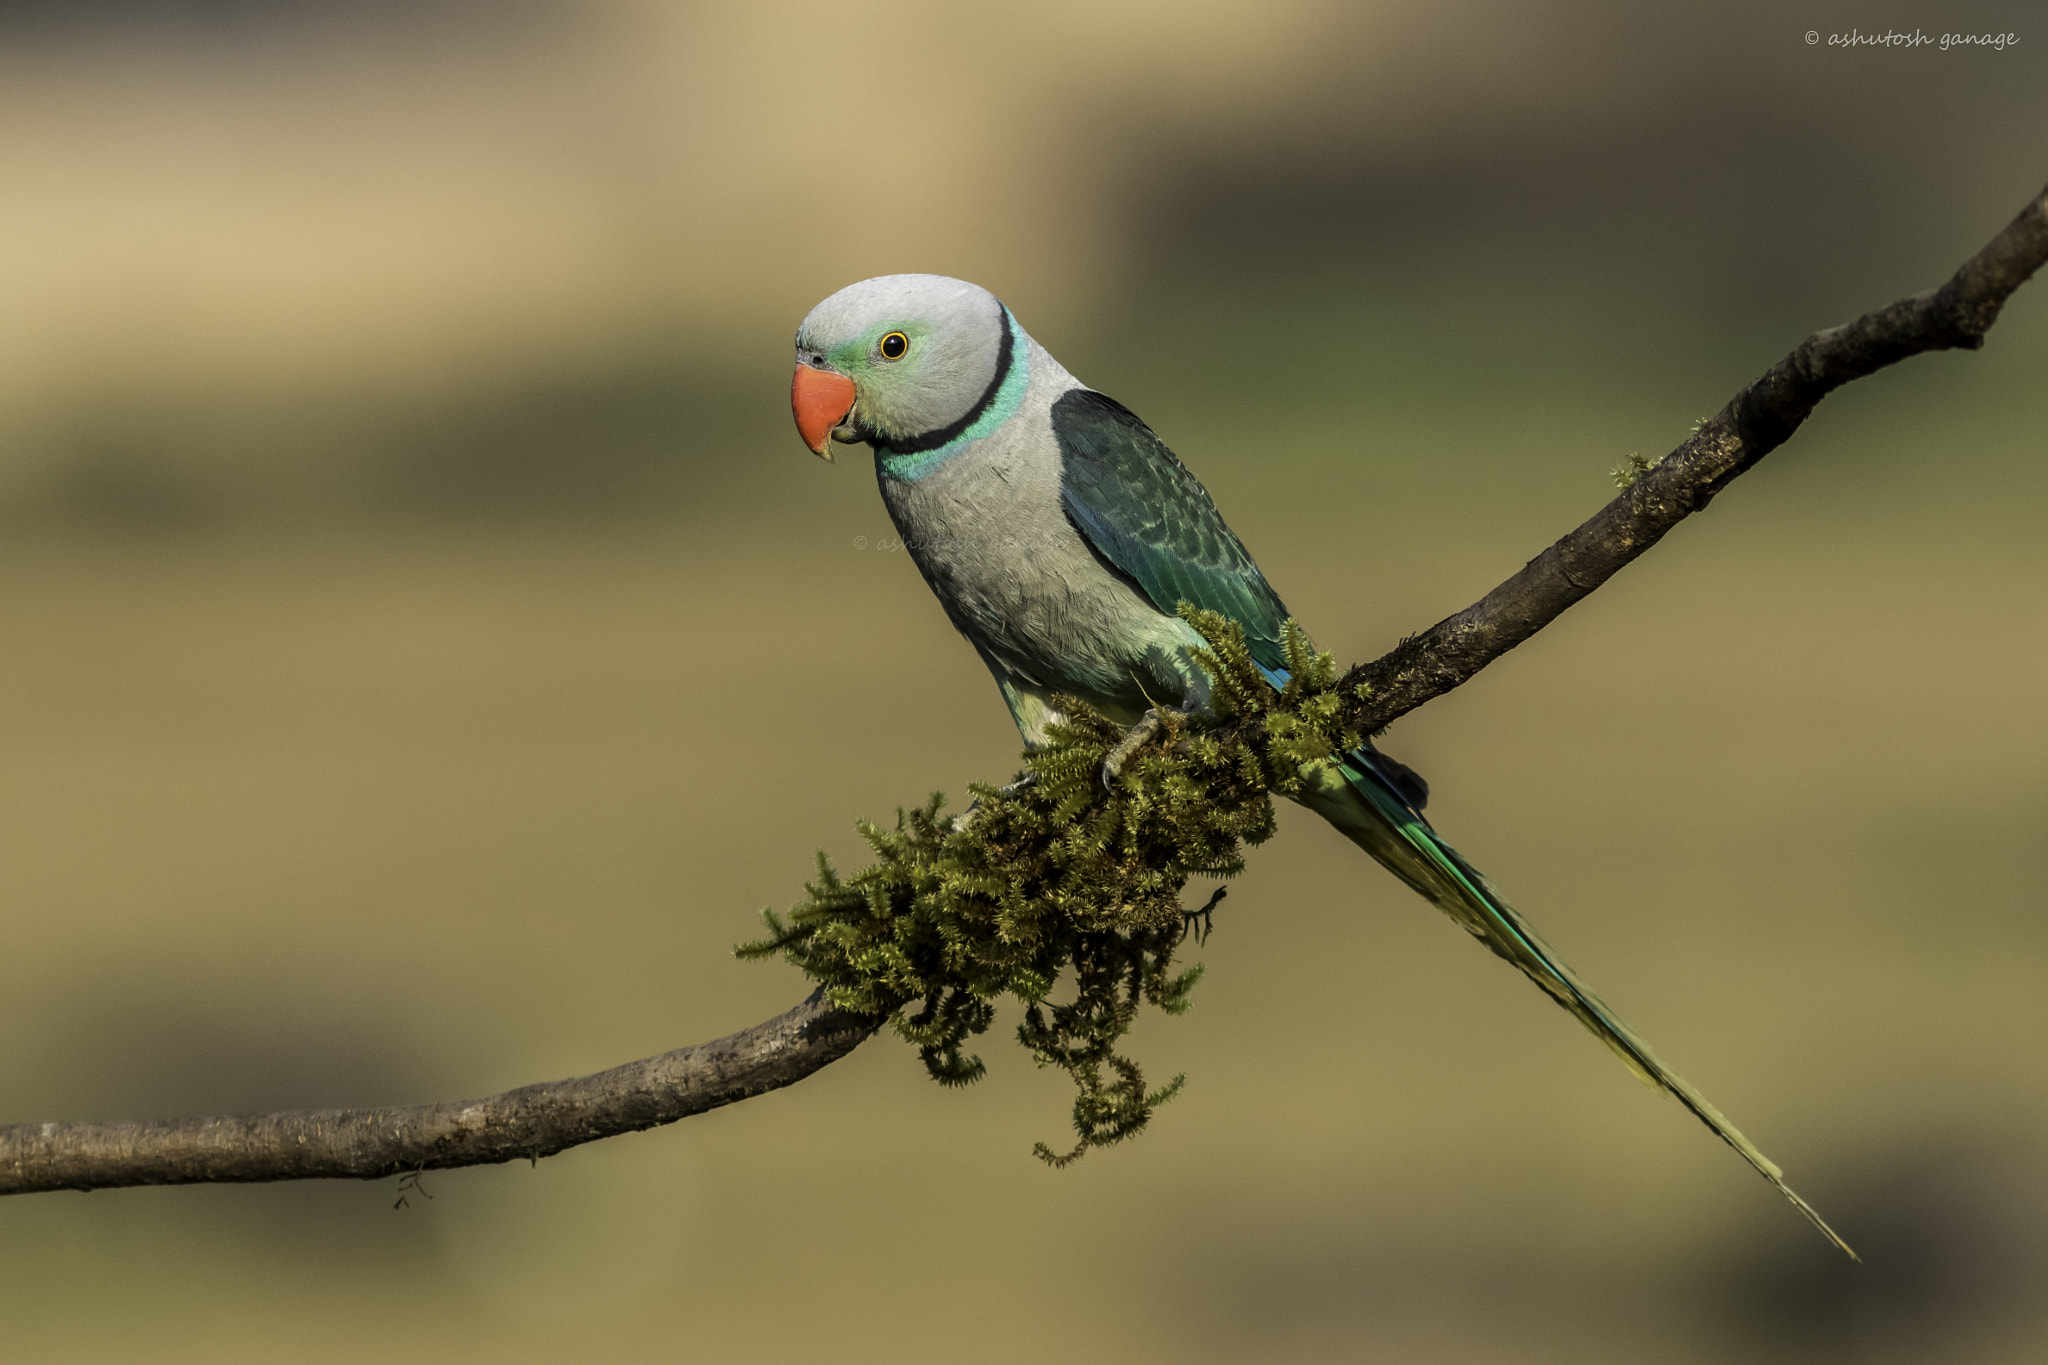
[790,273,1848,1255]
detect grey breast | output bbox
[875,342,1171,710]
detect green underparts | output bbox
[737,610,1364,1165]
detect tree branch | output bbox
[0,990,880,1196]
[1342,181,2048,735]
[3,183,2043,1198]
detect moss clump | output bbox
[1611,450,1658,489]
[738,610,1356,1164]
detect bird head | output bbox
[791,274,1009,459]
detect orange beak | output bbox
[791,364,857,459]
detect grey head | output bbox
[792,274,1012,455]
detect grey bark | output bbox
[0,990,879,1196]
[3,182,2044,1198]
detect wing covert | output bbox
[1051,388,1290,671]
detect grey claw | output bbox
[1100,710,1164,789]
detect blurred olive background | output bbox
[0,1,2044,1361]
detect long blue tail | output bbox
[1297,744,1854,1258]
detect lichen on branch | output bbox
[738,610,1357,1164]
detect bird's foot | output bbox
[1100,710,1166,789]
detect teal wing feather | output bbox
[1050,388,1290,674]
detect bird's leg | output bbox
[1101,710,1167,788]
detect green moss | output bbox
[738,610,1357,1164]
[1611,450,1657,489]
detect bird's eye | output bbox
[879,332,909,360]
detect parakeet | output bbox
[790,273,1849,1255]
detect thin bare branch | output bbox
[1343,181,2048,734]
[0,990,880,1196]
